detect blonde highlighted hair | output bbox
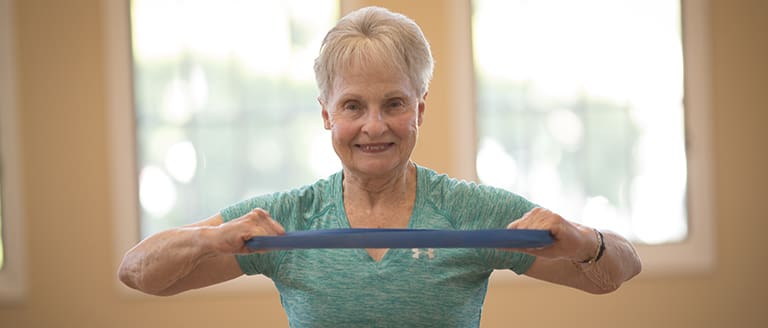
[314,6,434,102]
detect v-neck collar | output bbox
[332,164,424,264]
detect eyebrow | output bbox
[383,91,408,98]
[335,90,410,102]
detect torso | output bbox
[221,164,538,327]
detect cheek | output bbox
[398,116,421,137]
[330,121,357,144]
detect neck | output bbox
[342,162,416,208]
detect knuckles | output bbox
[243,208,271,222]
[515,207,569,232]
[237,208,284,236]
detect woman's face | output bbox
[321,63,425,178]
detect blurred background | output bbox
[0,0,766,327]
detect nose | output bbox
[361,107,388,137]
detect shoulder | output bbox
[416,164,515,203]
[415,164,536,227]
[220,171,341,225]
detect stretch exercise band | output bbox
[246,228,553,250]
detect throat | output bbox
[344,178,416,229]
[345,203,413,230]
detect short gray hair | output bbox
[314,6,434,102]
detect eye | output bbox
[343,101,361,111]
[386,99,406,109]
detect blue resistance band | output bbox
[246,228,553,250]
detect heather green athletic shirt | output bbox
[221,164,537,328]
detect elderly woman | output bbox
[119,6,641,327]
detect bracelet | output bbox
[579,229,606,264]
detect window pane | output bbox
[473,0,686,244]
[131,0,339,237]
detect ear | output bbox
[417,92,427,126]
[319,97,331,130]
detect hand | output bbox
[505,207,596,262]
[209,208,286,255]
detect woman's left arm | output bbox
[506,207,642,294]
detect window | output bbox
[0,0,26,301]
[130,0,339,237]
[107,0,339,294]
[473,0,714,273]
[474,0,686,244]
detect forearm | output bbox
[118,227,216,295]
[573,230,642,293]
[523,228,642,294]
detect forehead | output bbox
[331,60,414,97]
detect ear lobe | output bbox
[417,92,428,126]
[322,109,331,130]
[417,101,426,126]
[318,97,332,130]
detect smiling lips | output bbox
[356,142,395,153]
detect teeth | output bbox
[360,144,389,151]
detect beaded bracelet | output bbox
[579,229,606,264]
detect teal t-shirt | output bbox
[221,164,537,328]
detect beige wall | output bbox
[1,0,767,327]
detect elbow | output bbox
[117,259,140,290]
[118,269,175,296]
[630,256,643,279]
[622,247,643,284]
[117,258,175,297]
[591,257,643,295]
[585,281,621,295]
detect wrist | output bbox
[577,228,605,264]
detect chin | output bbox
[349,160,404,176]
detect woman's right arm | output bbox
[117,208,285,296]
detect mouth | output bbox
[356,142,395,153]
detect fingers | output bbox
[243,208,285,236]
[503,207,587,261]
[211,208,286,255]
[507,207,562,232]
[240,209,286,254]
